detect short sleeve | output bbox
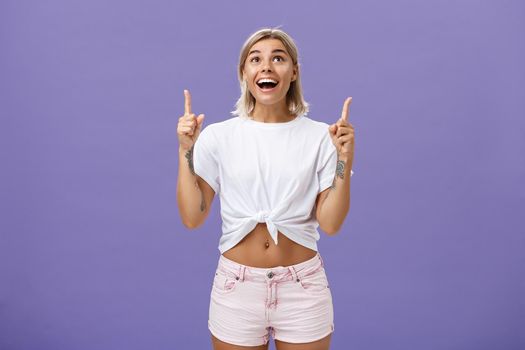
[193,125,220,193]
[317,133,354,193]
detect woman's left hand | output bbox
[328,97,355,160]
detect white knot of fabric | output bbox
[253,210,278,245]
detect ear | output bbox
[292,65,298,82]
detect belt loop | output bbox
[239,266,246,282]
[289,266,299,282]
[318,253,325,267]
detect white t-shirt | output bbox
[193,114,354,254]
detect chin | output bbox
[255,92,285,104]
[256,96,279,104]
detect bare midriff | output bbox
[222,223,318,268]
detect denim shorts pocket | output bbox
[212,269,239,295]
[297,267,330,295]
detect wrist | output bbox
[179,144,193,154]
[337,153,353,167]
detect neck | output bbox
[251,101,294,123]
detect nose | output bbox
[262,60,273,72]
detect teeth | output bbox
[257,78,278,84]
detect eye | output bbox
[273,56,284,62]
[250,57,259,63]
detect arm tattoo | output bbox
[187,145,205,212]
[185,145,195,175]
[336,159,346,179]
[330,158,346,189]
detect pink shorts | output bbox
[208,252,334,346]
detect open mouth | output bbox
[256,78,279,92]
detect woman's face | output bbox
[242,38,297,109]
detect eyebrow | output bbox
[248,49,287,56]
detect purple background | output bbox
[1,0,524,349]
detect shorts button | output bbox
[267,271,274,279]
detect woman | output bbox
[176,27,355,350]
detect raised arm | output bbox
[176,89,215,228]
[316,97,355,234]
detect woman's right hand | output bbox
[177,89,205,151]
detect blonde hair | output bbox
[231,27,309,119]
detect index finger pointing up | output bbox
[341,97,352,122]
[184,89,192,115]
